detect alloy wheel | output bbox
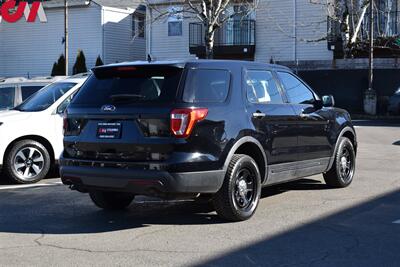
[13,147,45,182]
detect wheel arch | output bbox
[326,126,357,172]
[223,137,268,184]
[3,135,55,166]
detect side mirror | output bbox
[322,95,335,107]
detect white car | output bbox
[0,74,89,184]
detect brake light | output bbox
[116,66,137,71]
[170,108,208,138]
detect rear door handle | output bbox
[252,112,266,118]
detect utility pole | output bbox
[364,0,377,115]
[368,0,374,91]
[64,0,69,76]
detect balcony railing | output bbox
[328,11,400,43]
[189,20,256,59]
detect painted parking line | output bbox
[393,219,400,224]
[0,181,62,191]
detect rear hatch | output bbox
[64,65,184,163]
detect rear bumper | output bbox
[60,158,225,195]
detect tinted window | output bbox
[277,72,315,104]
[0,87,15,110]
[246,71,283,104]
[183,69,230,103]
[72,66,183,106]
[21,86,44,100]
[15,83,76,112]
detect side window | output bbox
[246,70,284,104]
[57,92,76,114]
[21,86,44,100]
[183,69,230,103]
[277,72,315,104]
[0,87,16,110]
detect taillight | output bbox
[63,111,86,136]
[170,108,208,138]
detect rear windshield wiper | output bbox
[109,94,146,103]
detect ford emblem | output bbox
[101,105,116,112]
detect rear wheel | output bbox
[4,140,51,184]
[89,190,135,210]
[213,154,261,221]
[324,137,356,188]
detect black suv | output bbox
[60,60,357,221]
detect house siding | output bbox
[147,1,333,63]
[147,5,196,61]
[102,6,145,64]
[0,4,103,77]
[255,0,333,63]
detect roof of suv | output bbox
[95,59,292,72]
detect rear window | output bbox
[0,87,15,110]
[183,69,230,103]
[21,86,45,100]
[72,66,183,106]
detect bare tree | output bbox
[145,0,259,59]
[327,0,371,56]
[319,0,399,57]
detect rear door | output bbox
[276,71,331,163]
[65,66,184,164]
[244,68,298,167]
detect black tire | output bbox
[324,137,356,188]
[213,154,262,222]
[4,140,51,184]
[89,190,135,210]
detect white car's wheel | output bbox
[4,140,51,184]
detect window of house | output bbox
[168,21,183,36]
[168,6,183,36]
[246,71,283,104]
[132,14,145,38]
[277,72,315,104]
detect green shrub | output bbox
[51,54,66,76]
[95,55,104,66]
[73,50,88,75]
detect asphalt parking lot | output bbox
[0,120,399,267]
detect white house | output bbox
[146,0,332,64]
[0,0,146,77]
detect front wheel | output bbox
[89,191,135,210]
[213,154,262,222]
[324,137,356,188]
[4,140,51,184]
